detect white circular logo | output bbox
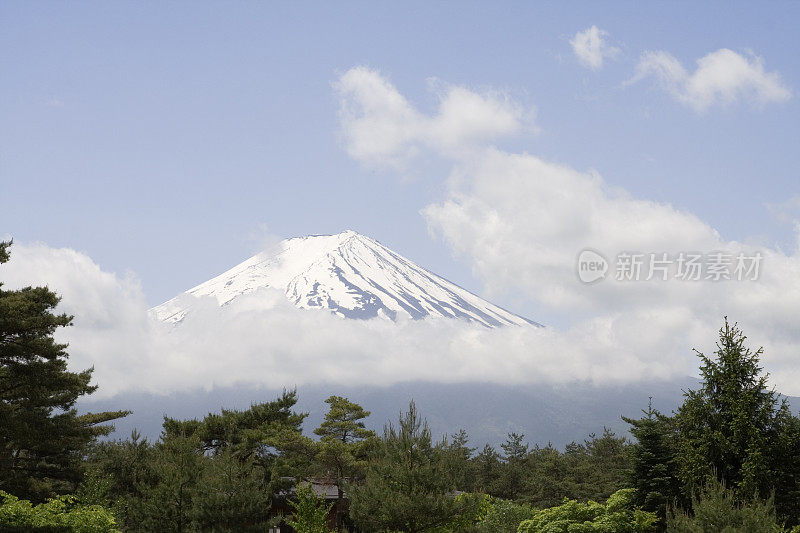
[577,249,608,283]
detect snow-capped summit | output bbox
[152,230,539,328]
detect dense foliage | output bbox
[466,428,631,508]
[83,393,307,531]
[0,490,119,532]
[667,478,785,533]
[517,489,658,533]
[286,484,332,533]
[348,401,486,533]
[463,497,536,533]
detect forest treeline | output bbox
[3,238,800,533]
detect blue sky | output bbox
[2,0,798,319]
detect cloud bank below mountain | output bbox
[2,242,691,399]
[2,239,687,397]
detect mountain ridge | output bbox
[152,230,540,328]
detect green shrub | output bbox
[467,497,536,533]
[667,478,785,533]
[286,484,333,533]
[517,488,658,533]
[0,491,119,532]
[431,493,494,532]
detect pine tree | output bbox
[583,429,632,501]
[674,319,795,512]
[161,389,309,509]
[136,434,203,533]
[624,400,682,526]
[313,395,375,531]
[473,444,503,495]
[80,430,157,530]
[348,401,484,533]
[501,433,529,463]
[444,429,476,492]
[0,240,128,502]
[496,432,529,501]
[192,448,270,532]
[525,443,569,508]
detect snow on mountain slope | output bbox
[151,230,540,328]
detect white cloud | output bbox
[334,67,534,169]
[5,214,800,398]
[336,69,800,395]
[766,195,800,225]
[629,48,791,111]
[1,243,688,399]
[1,244,162,395]
[245,223,283,255]
[421,151,800,392]
[570,26,619,71]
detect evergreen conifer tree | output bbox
[313,395,375,531]
[675,319,788,502]
[0,241,128,501]
[473,444,503,496]
[667,477,784,533]
[624,400,682,526]
[444,429,476,492]
[497,432,529,500]
[348,401,483,532]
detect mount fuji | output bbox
[152,230,539,328]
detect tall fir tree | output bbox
[472,444,503,496]
[0,240,128,501]
[444,429,476,492]
[674,318,799,522]
[623,400,682,527]
[496,432,529,501]
[583,428,632,502]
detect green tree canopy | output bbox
[348,401,484,533]
[162,389,306,458]
[667,477,785,533]
[518,488,658,533]
[313,396,375,531]
[624,400,682,526]
[83,393,308,531]
[0,490,119,532]
[675,319,795,507]
[314,396,373,444]
[286,483,333,533]
[466,497,536,533]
